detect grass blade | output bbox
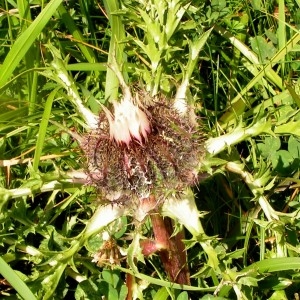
[32,88,58,172]
[0,0,63,88]
[243,257,300,273]
[0,256,36,300]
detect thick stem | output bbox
[125,272,134,300]
[150,214,190,285]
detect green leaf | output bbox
[103,0,127,102]
[57,5,98,65]
[33,88,59,171]
[0,256,37,300]
[75,279,100,300]
[275,121,300,137]
[243,257,300,273]
[153,287,169,300]
[271,150,294,174]
[238,276,259,287]
[250,36,277,63]
[201,295,228,300]
[288,135,300,158]
[0,0,63,88]
[257,136,281,158]
[268,290,288,300]
[75,278,124,300]
[102,269,121,289]
[177,291,189,300]
[259,276,292,291]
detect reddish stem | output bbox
[128,196,190,300]
[148,197,190,285]
[125,272,134,300]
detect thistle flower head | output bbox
[83,90,204,205]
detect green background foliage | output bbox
[1,0,300,299]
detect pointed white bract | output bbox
[104,98,151,147]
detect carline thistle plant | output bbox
[81,66,207,285]
[83,81,205,209]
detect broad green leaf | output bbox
[238,276,259,287]
[288,135,300,158]
[75,279,100,300]
[268,290,288,300]
[177,291,189,300]
[153,287,169,300]
[102,269,121,289]
[257,136,281,158]
[250,36,277,63]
